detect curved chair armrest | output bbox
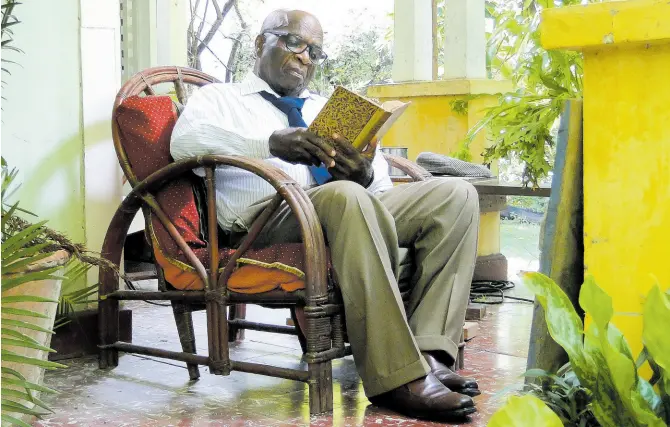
[99,155,328,302]
[382,153,433,182]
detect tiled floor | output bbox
[36,220,539,426]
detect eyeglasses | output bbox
[264,30,328,65]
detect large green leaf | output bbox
[488,394,563,426]
[579,275,613,329]
[521,272,586,369]
[579,280,665,426]
[643,285,670,374]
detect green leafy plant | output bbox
[1,0,22,95]
[456,0,597,187]
[491,272,670,426]
[523,362,599,426]
[489,394,563,426]
[2,161,110,426]
[2,160,67,426]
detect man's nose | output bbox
[295,49,311,65]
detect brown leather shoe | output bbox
[422,352,481,397]
[369,373,476,420]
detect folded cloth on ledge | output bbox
[417,152,494,178]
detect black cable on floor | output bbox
[469,280,535,304]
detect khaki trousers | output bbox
[233,178,479,397]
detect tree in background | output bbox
[229,25,393,97]
[451,0,600,187]
[309,30,393,97]
[188,0,255,83]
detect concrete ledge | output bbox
[541,0,670,51]
[367,78,513,99]
[473,253,508,282]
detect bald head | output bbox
[259,10,322,37]
[253,10,324,97]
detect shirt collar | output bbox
[240,72,311,99]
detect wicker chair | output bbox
[98,66,452,416]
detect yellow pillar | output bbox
[367,79,513,264]
[542,0,670,357]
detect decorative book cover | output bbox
[308,86,410,152]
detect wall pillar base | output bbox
[473,253,508,282]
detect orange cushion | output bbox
[153,238,310,293]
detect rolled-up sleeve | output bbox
[170,84,273,161]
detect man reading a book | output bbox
[171,9,481,421]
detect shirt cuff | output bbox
[248,132,272,159]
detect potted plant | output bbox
[489,272,670,426]
[1,2,117,424]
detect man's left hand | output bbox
[328,134,374,187]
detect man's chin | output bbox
[278,77,306,95]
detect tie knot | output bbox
[259,91,307,128]
[259,91,306,113]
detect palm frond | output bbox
[1,350,67,370]
[0,413,33,427]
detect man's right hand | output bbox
[269,128,336,168]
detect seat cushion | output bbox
[153,241,310,292]
[115,95,314,293]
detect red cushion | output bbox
[114,95,320,293]
[115,95,175,181]
[115,95,206,260]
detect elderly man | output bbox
[171,9,481,421]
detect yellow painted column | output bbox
[367,79,513,263]
[542,0,670,357]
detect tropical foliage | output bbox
[491,272,670,426]
[456,0,596,187]
[1,0,21,98]
[1,160,68,426]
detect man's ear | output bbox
[254,35,265,58]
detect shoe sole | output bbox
[457,387,481,397]
[408,405,477,421]
[378,404,477,421]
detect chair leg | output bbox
[308,361,333,415]
[290,308,308,354]
[455,330,465,371]
[228,303,246,342]
[171,302,200,380]
[98,298,119,369]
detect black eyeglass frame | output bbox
[263,30,328,65]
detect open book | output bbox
[308,86,410,153]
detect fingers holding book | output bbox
[328,133,374,187]
[269,127,336,167]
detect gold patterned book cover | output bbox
[308,86,410,152]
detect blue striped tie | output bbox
[259,91,332,185]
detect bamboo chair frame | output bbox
[98,66,436,415]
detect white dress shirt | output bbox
[170,73,394,230]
